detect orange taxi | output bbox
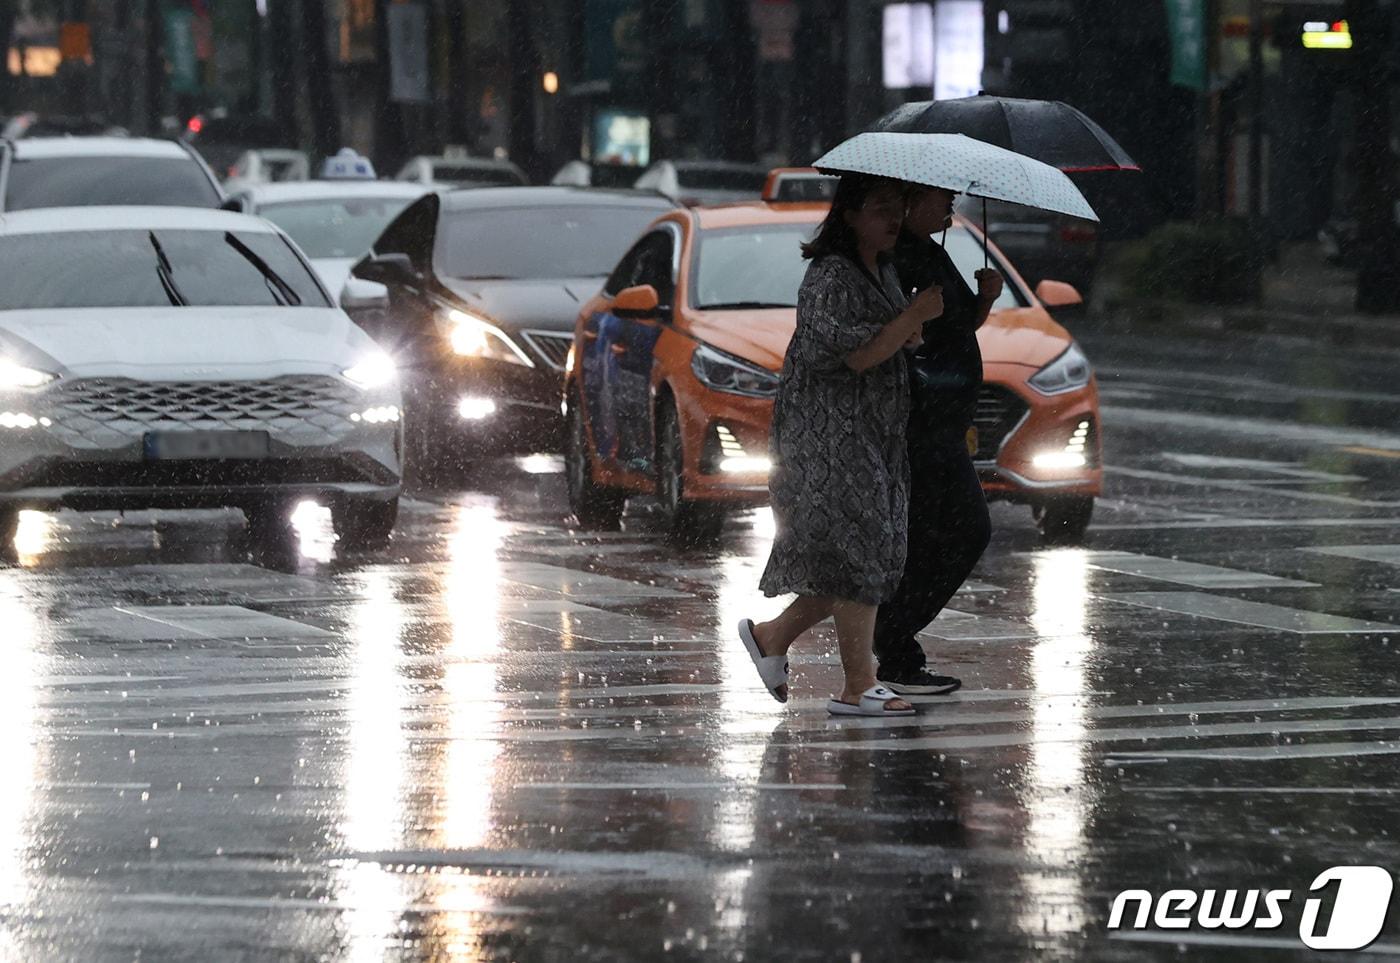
[563,200,1102,543]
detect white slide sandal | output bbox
[738,619,789,703]
[828,686,916,717]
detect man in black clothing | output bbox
[876,186,1003,695]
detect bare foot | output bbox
[752,621,784,658]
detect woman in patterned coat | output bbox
[738,174,946,716]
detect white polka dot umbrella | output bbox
[813,131,1098,222]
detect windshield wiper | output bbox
[223,232,302,306]
[148,231,187,306]
[456,274,518,281]
[699,301,795,310]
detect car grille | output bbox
[973,384,1029,461]
[521,330,573,371]
[23,457,382,490]
[41,376,361,450]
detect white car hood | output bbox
[311,257,357,305]
[0,306,381,380]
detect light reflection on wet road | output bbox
[3,331,1400,959]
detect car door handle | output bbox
[610,344,628,357]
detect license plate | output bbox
[144,431,270,460]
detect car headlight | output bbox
[691,344,779,398]
[0,359,56,389]
[445,308,533,368]
[342,352,397,389]
[1027,342,1092,395]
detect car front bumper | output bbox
[410,352,567,453]
[976,372,1102,501]
[0,374,402,511]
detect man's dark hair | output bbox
[801,173,907,261]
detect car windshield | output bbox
[436,165,521,186]
[692,224,1026,310]
[436,205,665,280]
[678,168,767,192]
[4,157,221,211]
[692,225,811,309]
[259,196,420,259]
[0,229,329,309]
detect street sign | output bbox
[162,7,200,94]
[387,2,430,104]
[1165,0,1208,91]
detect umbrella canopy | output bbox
[813,132,1099,222]
[872,95,1139,173]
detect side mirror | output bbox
[340,277,390,312]
[220,197,245,213]
[613,284,661,318]
[1035,279,1084,309]
[353,252,418,287]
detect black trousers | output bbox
[874,432,991,674]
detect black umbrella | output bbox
[871,95,1139,173]
[872,95,1137,268]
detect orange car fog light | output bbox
[1032,451,1088,469]
[715,425,770,473]
[720,456,772,474]
[1032,420,1092,470]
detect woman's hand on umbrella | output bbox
[975,269,1004,304]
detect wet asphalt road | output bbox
[5,324,1400,961]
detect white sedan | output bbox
[0,206,403,550]
[222,180,434,303]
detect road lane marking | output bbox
[1108,466,1400,508]
[1162,452,1367,482]
[1104,404,1400,451]
[67,605,334,641]
[1082,551,1317,589]
[1302,543,1400,566]
[513,782,845,791]
[1105,740,1400,762]
[1123,786,1400,795]
[1341,445,1400,460]
[500,562,690,599]
[804,715,1400,752]
[786,695,1400,732]
[1100,592,1400,634]
[1093,517,1400,532]
[919,612,1035,641]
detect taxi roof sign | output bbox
[320,147,377,180]
[762,167,838,202]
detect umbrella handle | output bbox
[982,196,989,270]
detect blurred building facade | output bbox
[3,0,1393,245]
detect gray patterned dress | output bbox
[759,254,911,605]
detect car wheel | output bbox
[1034,495,1094,546]
[333,496,398,551]
[565,392,624,530]
[0,508,18,558]
[244,499,295,546]
[657,399,724,546]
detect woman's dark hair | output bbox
[801,173,907,261]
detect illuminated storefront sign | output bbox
[1302,20,1352,49]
